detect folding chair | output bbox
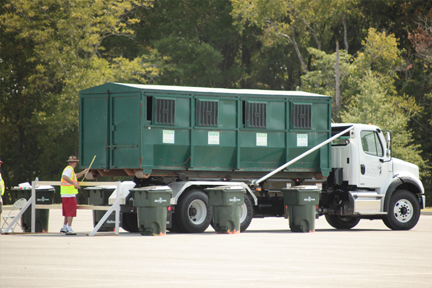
[2,198,27,233]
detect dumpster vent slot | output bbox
[155,98,175,125]
[196,100,218,126]
[291,104,311,129]
[245,102,266,128]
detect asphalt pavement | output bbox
[1,209,431,287]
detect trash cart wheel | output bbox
[121,212,139,232]
[175,189,212,233]
[382,189,420,230]
[325,215,360,229]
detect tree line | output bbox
[1,0,431,205]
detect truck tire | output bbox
[383,189,420,230]
[325,215,360,229]
[174,189,212,233]
[240,194,253,232]
[121,212,139,232]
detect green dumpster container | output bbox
[12,187,55,233]
[282,186,320,232]
[206,186,245,234]
[85,186,117,232]
[130,186,172,236]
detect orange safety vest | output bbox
[60,166,78,195]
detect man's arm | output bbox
[76,169,89,179]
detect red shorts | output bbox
[62,197,77,217]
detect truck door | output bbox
[109,93,142,169]
[358,129,391,189]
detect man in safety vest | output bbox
[60,156,88,235]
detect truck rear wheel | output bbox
[325,215,360,229]
[174,189,212,233]
[383,190,420,230]
[240,194,253,232]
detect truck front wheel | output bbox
[325,215,360,229]
[383,190,420,230]
[174,189,212,233]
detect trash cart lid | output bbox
[283,185,319,190]
[131,185,172,192]
[84,186,116,190]
[205,185,246,192]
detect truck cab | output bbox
[321,123,425,230]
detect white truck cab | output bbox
[321,123,425,230]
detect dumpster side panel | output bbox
[80,83,332,178]
[146,94,192,171]
[110,93,141,169]
[80,93,109,170]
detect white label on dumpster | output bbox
[297,134,308,147]
[208,131,220,145]
[154,197,167,203]
[303,196,316,202]
[163,130,175,144]
[37,196,50,203]
[256,133,267,146]
[229,197,241,203]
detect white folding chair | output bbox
[2,198,27,232]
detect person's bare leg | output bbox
[67,216,73,226]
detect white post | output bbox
[31,181,36,233]
[115,181,120,235]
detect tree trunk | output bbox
[342,16,349,52]
[335,41,341,120]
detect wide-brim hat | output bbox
[67,156,79,162]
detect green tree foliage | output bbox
[404,15,432,206]
[1,0,431,206]
[107,0,252,88]
[0,0,163,199]
[301,47,354,118]
[340,71,427,177]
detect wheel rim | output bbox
[338,216,353,222]
[188,199,207,225]
[240,203,247,223]
[393,199,413,223]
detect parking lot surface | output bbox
[1,209,431,287]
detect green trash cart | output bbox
[12,186,55,233]
[282,186,320,232]
[85,186,117,232]
[130,186,172,236]
[206,186,245,234]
